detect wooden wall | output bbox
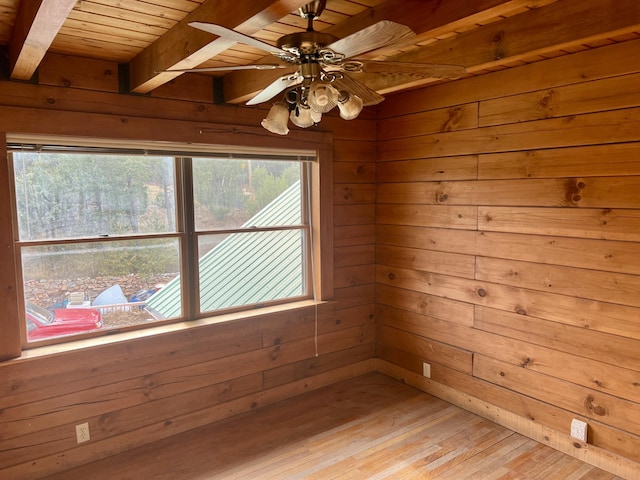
[0,57,376,479]
[3,33,640,477]
[375,37,640,475]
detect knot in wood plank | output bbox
[520,357,533,368]
[584,395,607,416]
[440,106,463,132]
[564,178,585,205]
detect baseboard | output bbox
[375,359,639,480]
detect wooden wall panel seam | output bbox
[378,106,640,161]
[477,142,640,180]
[478,72,640,127]
[376,268,640,341]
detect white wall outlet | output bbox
[422,362,431,378]
[570,418,588,442]
[76,422,90,443]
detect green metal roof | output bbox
[146,180,305,319]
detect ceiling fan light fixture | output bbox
[186,15,465,135]
[308,82,339,113]
[290,105,315,128]
[261,101,290,135]
[310,108,322,123]
[337,91,364,120]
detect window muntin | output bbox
[10,146,313,346]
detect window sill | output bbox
[6,300,331,365]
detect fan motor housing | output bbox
[299,0,327,19]
[277,31,338,55]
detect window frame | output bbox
[0,131,333,358]
[180,154,314,320]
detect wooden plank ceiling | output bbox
[0,0,639,105]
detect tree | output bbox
[192,157,247,227]
[248,163,300,215]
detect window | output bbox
[8,138,317,346]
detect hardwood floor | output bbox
[47,373,622,479]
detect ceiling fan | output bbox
[170,0,466,134]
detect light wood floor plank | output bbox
[46,372,623,479]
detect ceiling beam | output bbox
[9,0,76,80]
[356,0,640,94]
[222,0,558,104]
[129,0,309,94]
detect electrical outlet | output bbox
[76,422,90,443]
[570,418,588,442]
[422,362,431,378]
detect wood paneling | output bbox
[378,107,640,161]
[475,231,640,275]
[474,306,640,371]
[377,225,477,255]
[38,53,120,92]
[377,244,476,279]
[376,37,640,476]
[376,204,478,229]
[379,177,640,208]
[476,257,640,308]
[473,354,640,434]
[0,68,377,478]
[478,143,640,179]
[377,103,479,141]
[478,72,640,126]
[334,224,375,247]
[377,155,478,182]
[479,206,640,242]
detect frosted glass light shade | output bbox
[337,92,364,120]
[310,109,322,123]
[308,82,339,113]
[261,102,289,135]
[290,105,315,128]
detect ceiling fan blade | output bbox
[360,61,467,79]
[161,64,289,73]
[189,22,292,58]
[327,21,415,59]
[247,73,302,106]
[331,73,384,106]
